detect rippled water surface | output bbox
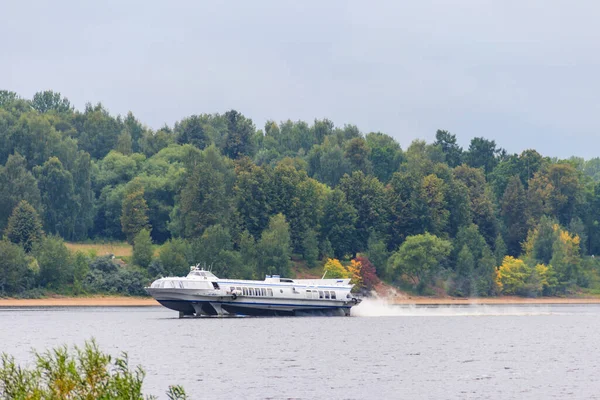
[1,302,600,399]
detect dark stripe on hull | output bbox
[155,299,350,317]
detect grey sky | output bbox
[2,1,599,158]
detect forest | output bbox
[2,89,600,298]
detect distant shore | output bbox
[1,295,600,307]
[390,296,600,305]
[0,296,158,307]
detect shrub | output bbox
[0,339,186,399]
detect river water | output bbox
[1,301,599,399]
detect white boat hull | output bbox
[146,288,356,317]
[145,267,361,317]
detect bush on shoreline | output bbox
[0,339,186,399]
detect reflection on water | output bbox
[1,304,600,399]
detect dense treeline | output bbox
[2,89,600,297]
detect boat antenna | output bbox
[322,270,327,279]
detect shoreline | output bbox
[1,295,600,307]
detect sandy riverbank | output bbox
[391,296,600,305]
[0,296,159,307]
[1,295,600,307]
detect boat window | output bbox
[212,282,220,290]
[331,291,336,299]
[268,288,273,296]
[230,287,235,293]
[236,287,242,292]
[324,291,330,299]
[178,281,184,289]
[305,289,311,299]
[261,288,266,296]
[243,287,248,296]
[319,291,324,299]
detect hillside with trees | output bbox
[2,89,600,298]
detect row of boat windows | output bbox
[229,286,337,299]
[305,289,336,299]
[231,287,274,297]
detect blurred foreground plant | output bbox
[0,339,186,399]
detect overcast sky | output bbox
[2,1,599,158]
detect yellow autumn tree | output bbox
[496,256,531,295]
[347,259,363,290]
[550,229,581,287]
[323,258,350,279]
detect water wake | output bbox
[351,297,557,317]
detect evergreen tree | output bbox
[257,214,292,277]
[36,157,77,238]
[302,229,319,268]
[5,200,43,252]
[494,233,508,267]
[0,240,30,294]
[501,176,528,256]
[455,245,475,296]
[133,228,153,268]
[33,235,72,288]
[121,179,150,244]
[320,189,358,259]
[223,110,255,159]
[0,153,43,232]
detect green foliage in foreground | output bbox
[0,339,186,399]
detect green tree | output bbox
[31,90,72,113]
[175,115,210,150]
[339,171,388,253]
[501,175,528,255]
[33,235,72,288]
[36,157,77,238]
[366,232,389,276]
[451,224,486,270]
[434,129,462,167]
[159,238,191,276]
[5,200,43,252]
[72,151,95,240]
[172,146,234,238]
[464,137,499,174]
[0,240,31,294]
[475,245,498,296]
[0,90,19,107]
[494,233,508,267]
[0,153,42,232]
[239,229,258,277]
[320,189,358,259]
[524,216,558,265]
[454,245,475,296]
[234,162,272,238]
[344,137,372,174]
[223,110,255,159]
[302,229,319,268]
[387,233,452,291]
[121,179,150,244]
[77,103,123,159]
[257,214,292,277]
[454,164,498,245]
[365,132,403,183]
[528,163,582,226]
[133,228,153,268]
[116,129,133,155]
